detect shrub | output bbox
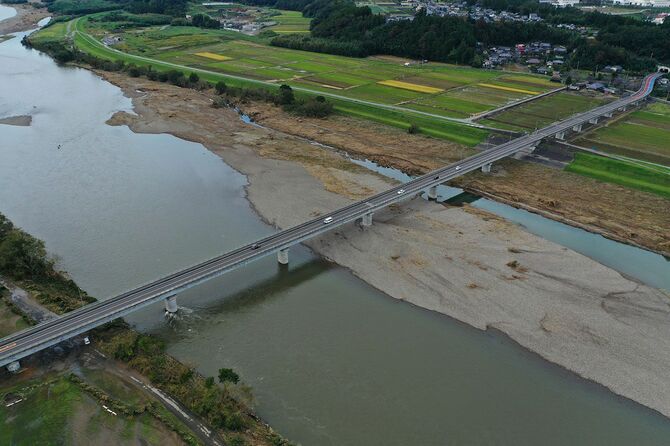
[215,81,227,95]
[218,368,240,384]
[407,123,419,134]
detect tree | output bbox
[215,81,227,94]
[205,376,215,388]
[565,75,573,85]
[189,72,200,84]
[0,213,14,240]
[278,84,295,105]
[0,230,52,279]
[218,367,240,384]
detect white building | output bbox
[612,0,670,6]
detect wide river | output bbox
[1,20,670,445]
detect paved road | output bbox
[71,18,515,135]
[0,73,662,368]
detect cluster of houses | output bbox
[416,1,545,23]
[483,42,569,74]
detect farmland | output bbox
[565,152,670,198]
[35,14,570,144]
[576,102,670,166]
[483,91,614,131]
[268,10,310,34]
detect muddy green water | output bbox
[1,28,670,445]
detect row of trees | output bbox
[269,0,668,72]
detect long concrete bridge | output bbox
[0,73,663,370]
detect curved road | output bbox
[0,72,662,367]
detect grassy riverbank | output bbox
[0,212,293,446]
[565,152,670,198]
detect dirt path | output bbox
[99,72,670,420]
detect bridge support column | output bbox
[361,212,373,227]
[278,248,289,265]
[7,361,20,373]
[620,106,627,112]
[164,296,178,313]
[555,131,565,140]
[589,117,599,125]
[572,124,582,132]
[427,185,438,200]
[604,112,613,118]
[481,163,492,173]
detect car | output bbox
[434,175,440,180]
[84,336,90,345]
[251,243,260,250]
[455,166,461,171]
[323,216,333,224]
[397,189,405,195]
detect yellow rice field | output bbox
[378,79,444,94]
[478,83,538,95]
[195,52,232,61]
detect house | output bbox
[526,58,541,65]
[536,67,550,75]
[586,82,606,91]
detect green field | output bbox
[565,152,670,198]
[269,10,310,34]
[31,14,569,145]
[577,102,670,166]
[484,92,612,131]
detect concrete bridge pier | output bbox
[604,111,613,118]
[7,361,20,373]
[427,185,438,200]
[481,163,492,173]
[619,106,627,112]
[572,123,582,132]
[278,248,289,265]
[361,212,373,227]
[164,296,178,313]
[555,131,565,140]
[589,117,599,125]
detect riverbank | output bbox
[99,71,670,419]
[0,214,292,446]
[0,1,48,35]
[242,103,670,257]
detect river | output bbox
[1,24,670,445]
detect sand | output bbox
[101,73,670,419]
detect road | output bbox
[71,18,515,135]
[0,72,662,368]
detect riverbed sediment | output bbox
[100,72,670,419]
[0,1,48,35]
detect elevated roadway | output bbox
[0,73,662,368]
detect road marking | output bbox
[0,342,16,353]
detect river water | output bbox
[1,25,670,445]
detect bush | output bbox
[189,72,200,84]
[218,368,240,384]
[215,81,227,95]
[277,84,294,105]
[407,123,419,134]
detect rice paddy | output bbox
[377,79,444,94]
[576,102,670,166]
[195,51,232,61]
[41,15,564,145]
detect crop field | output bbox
[577,102,670,166]
[269,10,310,33]
[565,152,670,198]
[78,19,555,115]
[38,16,561,144]
[485,92,612,131]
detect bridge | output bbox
[0,73,662,370]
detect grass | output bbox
[195,51,232,61]
[578,102,670,166]
[0,288,30,338]
[0,377,80,445]
[269,10,310,34]
[378,79,444,94]
[485,92,611,130]
[565,152,670,198]
[32,14,570,145]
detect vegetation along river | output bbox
[1,25,670,445]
